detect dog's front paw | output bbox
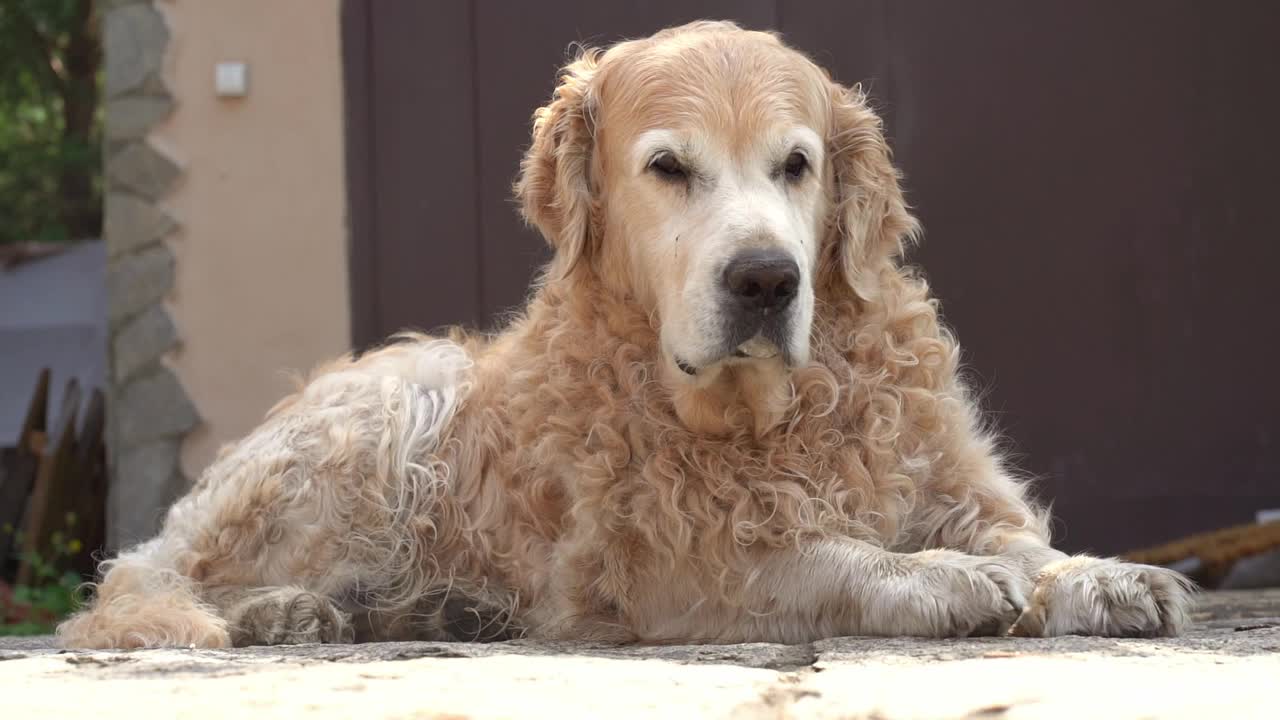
[889,550,1032,638]
[227,587,354,647]
[1009,556,1195,638]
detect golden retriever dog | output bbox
[60,21,1192,649]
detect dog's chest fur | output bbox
[446,280,959,617]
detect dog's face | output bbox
[599,57,828,376]
[518,22,917,383]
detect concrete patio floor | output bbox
[3,589,1278,719]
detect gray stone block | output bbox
[114,367,200,447]
[99,0,148,9]
[106,95,174,141]
[107,243,174,324]
[108,141,180,200]
[104,3,169,98]
[101,1,189,558]
[138,72,169,97]
[113,303,178,383]
[109,437,185,549]
[1221,546,1280,590]
[105,192,177,258]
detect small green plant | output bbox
[1,513,87,636]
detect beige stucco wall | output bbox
[155,0,351,478]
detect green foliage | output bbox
[1,513,87,636]
[0,0,102,245]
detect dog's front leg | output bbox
[729,539,1031,641]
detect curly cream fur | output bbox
[59,21,1191,649]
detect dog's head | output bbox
[517,21,917,382]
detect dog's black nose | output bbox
[723,249,800,312]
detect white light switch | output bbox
[215,62,249,97]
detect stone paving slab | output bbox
[3,590,1278,719]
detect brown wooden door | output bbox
[342,1,1280,554]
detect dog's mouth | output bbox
[732,335,780,360]
[671,301,800,377]
[675,334,784,376]
[675,356,700,375]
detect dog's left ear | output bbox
[824,81,920,300]
[515,49,601,279]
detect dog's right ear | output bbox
[515,49,601,279]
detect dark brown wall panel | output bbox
[784,1,1280,552]
[344,1,1280,553]
[345,0,482,347]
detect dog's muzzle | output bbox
[673,249,802,376]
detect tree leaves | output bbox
[0,0,102,245]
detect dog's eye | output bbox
[783,151,808,182]
[649,152,687,181]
